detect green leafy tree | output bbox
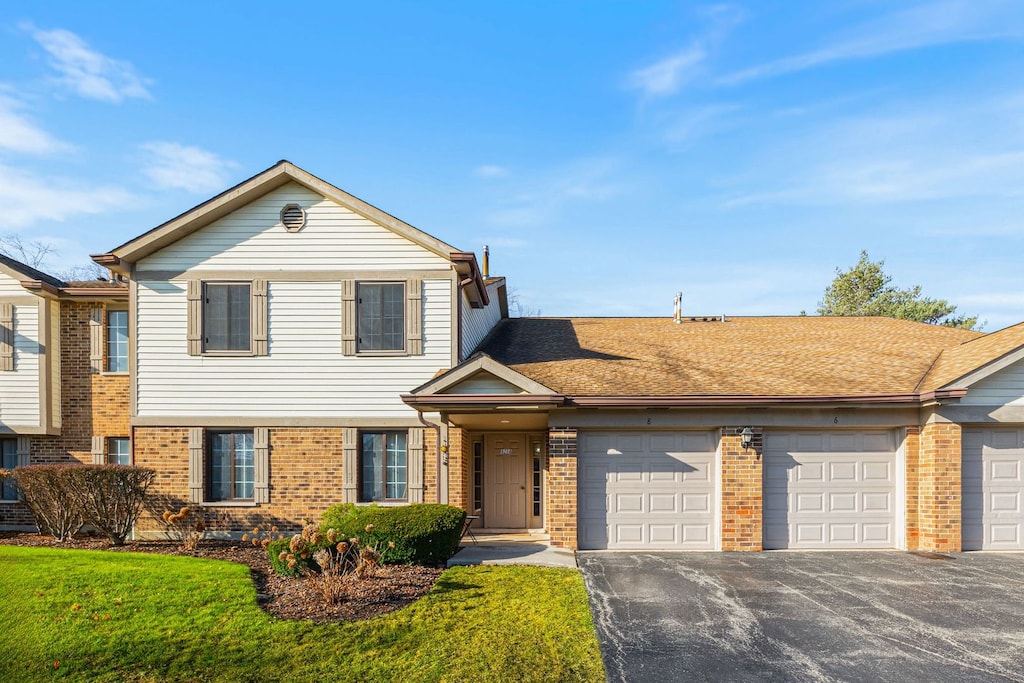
[817,251,978,330]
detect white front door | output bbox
[764,431,897,549]
[578,431,716,550]
[963,428,1024,550]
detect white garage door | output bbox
[578,431,716,550]
[764,431,897,549]
[963,428,1024,550]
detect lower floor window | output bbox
[361,431,407,501]
[1,440,16,500]
[208,431,254,501]
[107,437,130,466]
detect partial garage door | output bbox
[963,428,1024,550]
[578,431,716,550]
[764,431,897,549]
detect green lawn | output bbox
[0,545,604,682]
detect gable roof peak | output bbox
[95,159,463,274]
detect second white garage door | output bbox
[962,427,1024,550]
[578,431,716,550]
[764,431,898,549]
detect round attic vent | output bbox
[280,203,306,232]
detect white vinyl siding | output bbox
[135,279,451,417]
[960,359,1024,407]
[460,282,503,359]
[443,373,525,395]
[0,302,40,426]
[137,183,452,272]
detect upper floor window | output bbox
[1,439,17,500]
[204,283,251,352]
[107,437,131,466]
[361,431,407,501]
[357,282,404,352]
[106,310,128,372]
[208,430,254,501]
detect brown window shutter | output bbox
[405,278,422,355]
[342,427,358,503]
[254,427,270,503]
[0,303,13,372]
[16,437,30,468]
[341,280,356,356]
[188,427,204,503]
[252,280,268,356]
[186,280,203,356]
[88,306,104,372]
[408,427,424,503]
[92,435,106,465]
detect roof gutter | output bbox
[569,392,962,407]
[21,279,129,301]
[450,252,489,308]
[402,393,566,410]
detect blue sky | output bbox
[1,2,1023,329]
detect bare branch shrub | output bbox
[13,465,85,542]
[161,506,208,552]
[67,465,156,546]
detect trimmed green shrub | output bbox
[327,504,466,566]
[319,502,364,535]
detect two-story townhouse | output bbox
[92,161,507,535]
[0,256,131,529]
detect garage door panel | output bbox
[862,524,892,543]
[579,430,716,550]
[830,462,857,481]
[614,493,643,514]
[764,430,897,550]
[862,493,892,512]
[962,428,1024,551]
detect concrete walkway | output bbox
[446,531,577,568]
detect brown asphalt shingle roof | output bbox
[918,321,1024,391]
[477,317,985,397]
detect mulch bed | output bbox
[0,532,443,624]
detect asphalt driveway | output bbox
[578,552,1024,683]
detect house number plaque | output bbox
[498,448,513,455]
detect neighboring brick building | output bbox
[0,257,129,529]
[5,160,1024,555]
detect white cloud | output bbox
[0,93,70,154]
[25,24,152,103]
[719,1,1024,85]
[0,164,134,230]
[628,46,707,98]
[140,142,238,193]
[474,164,508,179]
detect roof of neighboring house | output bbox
[63,280,124,288]
[0,254,65,289]
[475,316,982,397]
[918,321,1024,390]
[483,277,505,286]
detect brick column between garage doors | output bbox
[721,427,763,551]
[918,421,962,553]
[546,427,578,550]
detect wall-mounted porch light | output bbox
[739,427,755,451]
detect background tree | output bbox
[0,234,108,282]
[817,250,978,330]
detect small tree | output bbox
[817,251,978,329]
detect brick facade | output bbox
[904,426,921,551]
[135,426,349,537]
[720,427,763,551]
[545,427,578,550]
[917,421,962,552]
